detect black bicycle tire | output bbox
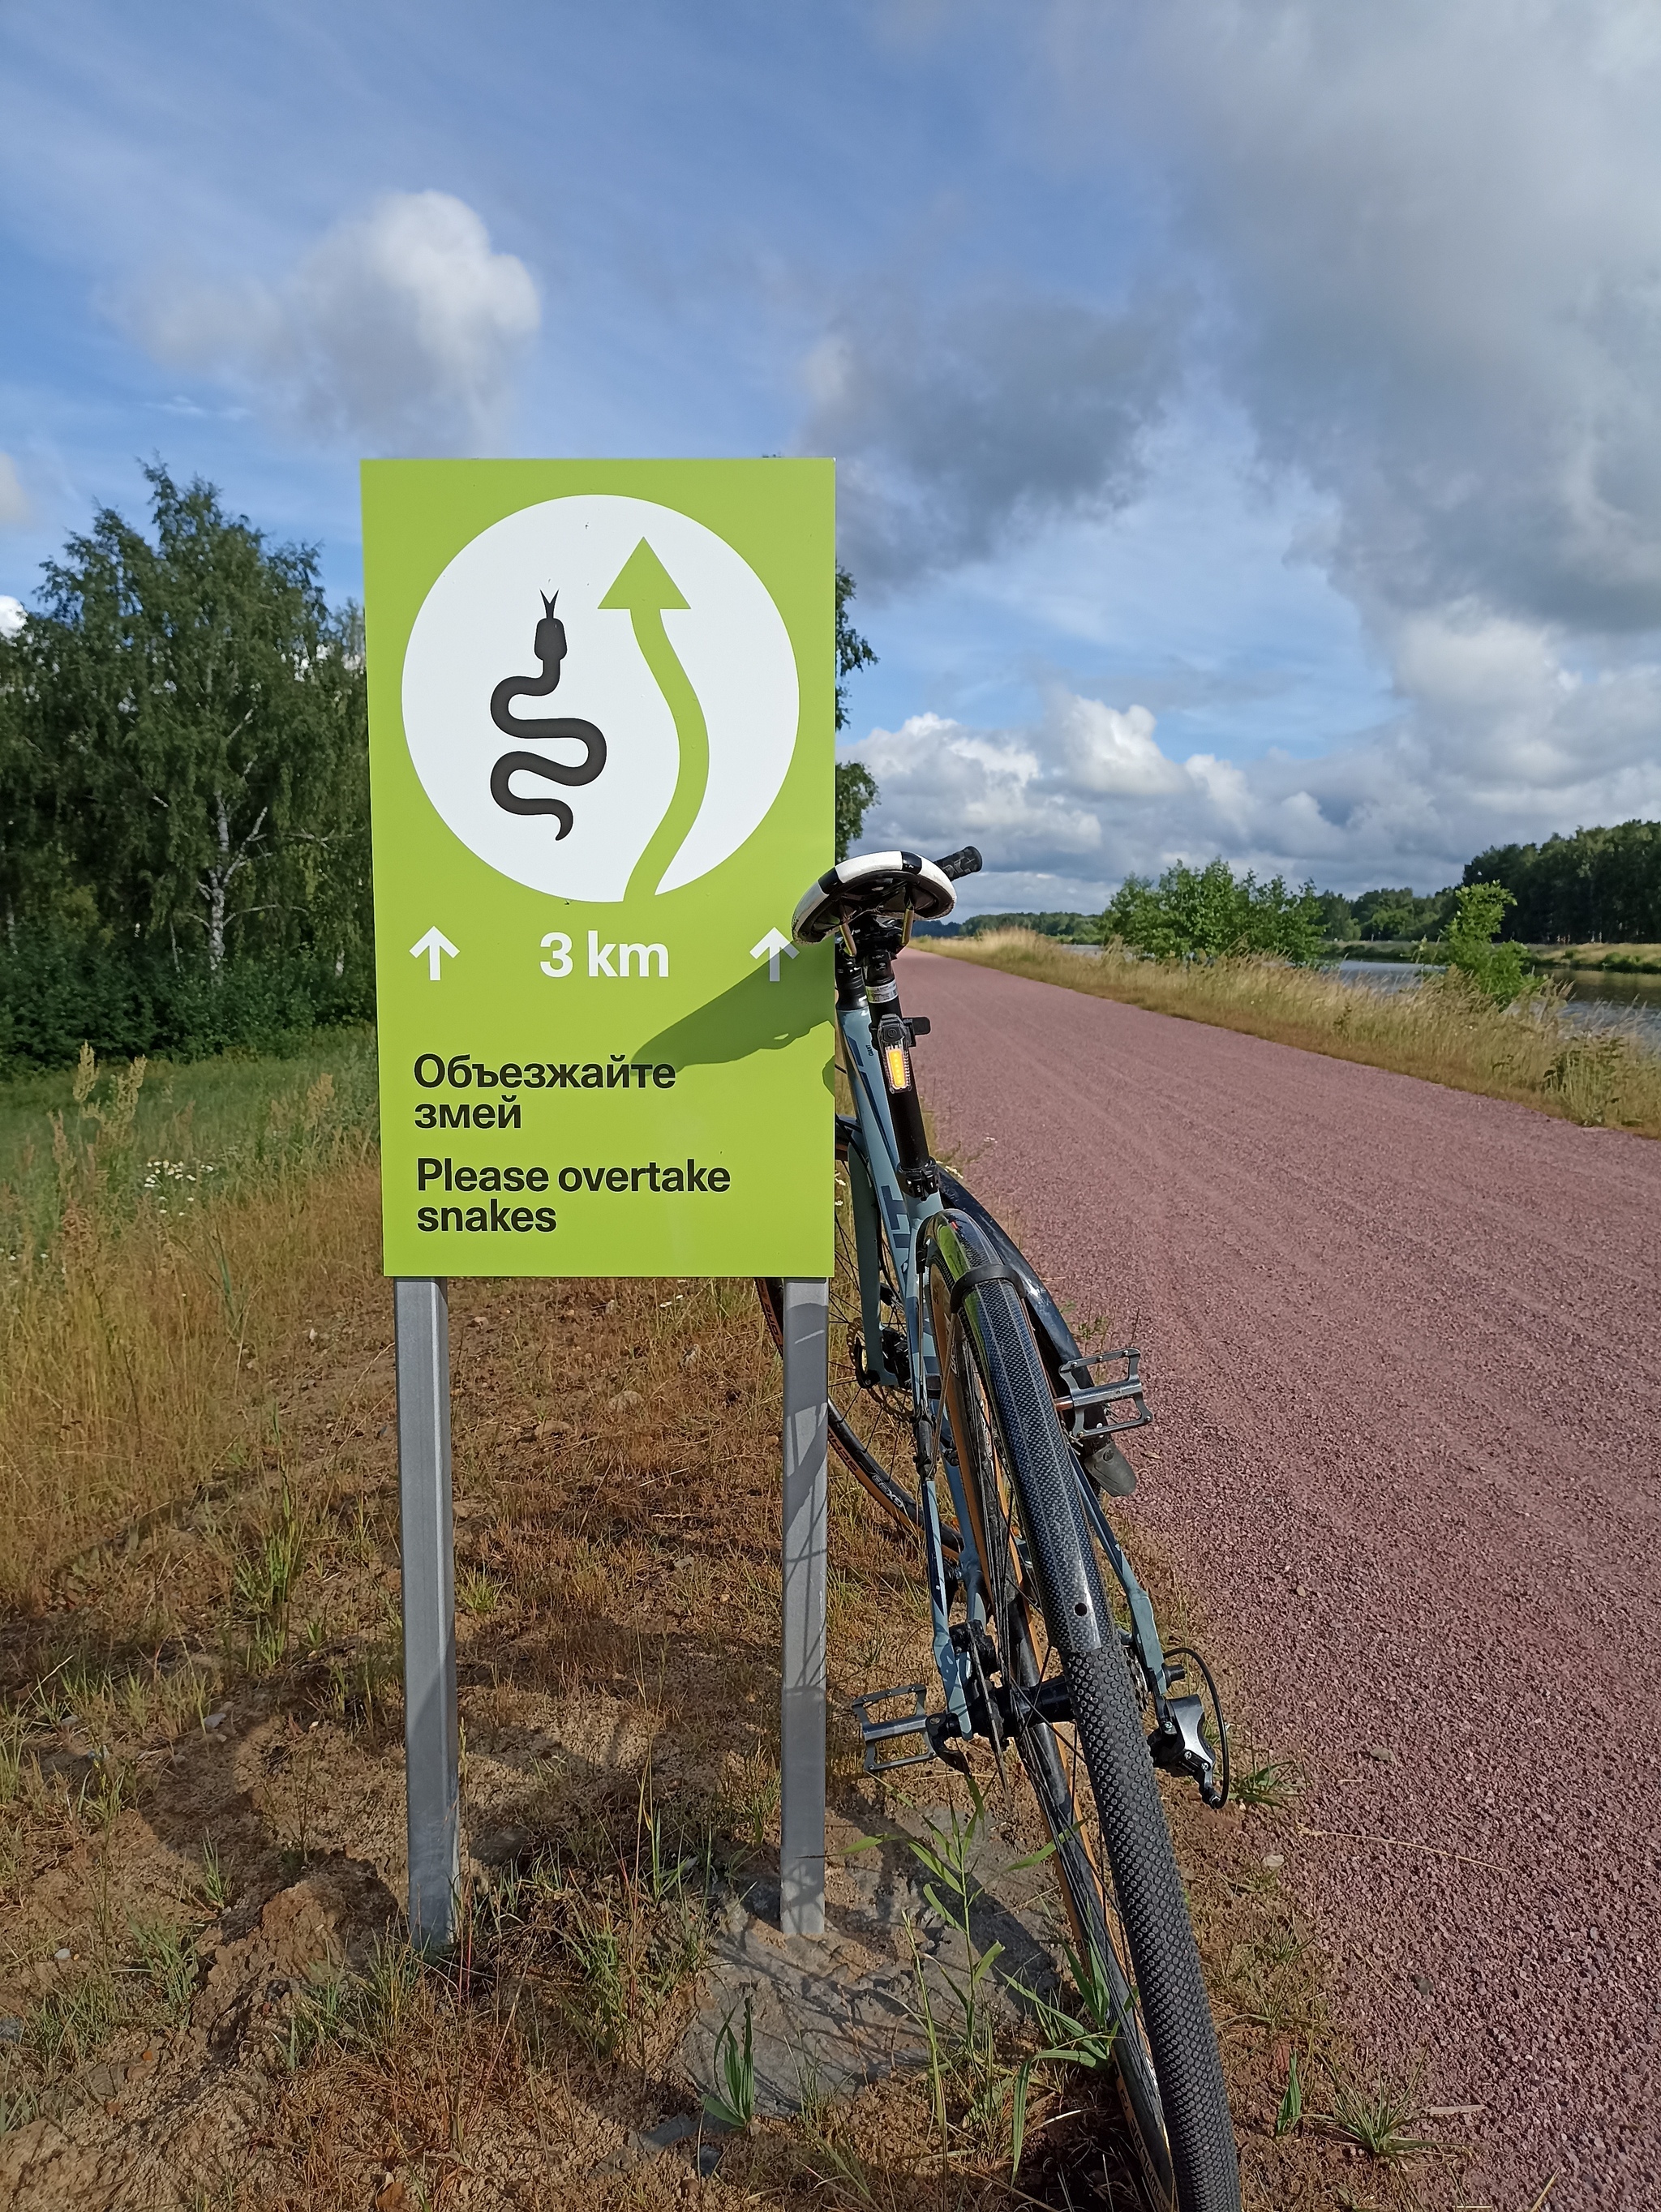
[935,1275,1178,2194]
[941,1269,1240,2212]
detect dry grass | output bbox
[0,1047,380,1602]
[0,1041,1474,2209]
[932,930,1661,1137]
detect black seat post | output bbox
[835,938,866,1013]
[856,920,938,1198]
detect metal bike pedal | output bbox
[1055,1347,1152,1441]
[852,1684,938,1773]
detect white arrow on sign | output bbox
[410,926,459,981]
[750,926,798,983]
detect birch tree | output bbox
[8,465,366,972]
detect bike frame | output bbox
[839,985,981,1738]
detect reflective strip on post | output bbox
[395,1276,460,1952]
[779,1276,830,1938]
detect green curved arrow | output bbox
[600,538,707,900]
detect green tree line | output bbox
[1326,885,1458,941]
[1094,834,1661,985]
[1461,820,1661,941]
[916,910,1102,943]
[1097,861,1542,1005]
[1319,824,1661,945]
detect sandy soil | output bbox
[905,949,1661,2211]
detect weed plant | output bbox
[1324,2063,1436,2161]
[852,1781,1118,2177]
[1275,2046,1305,2137]
[1231,1743,1303,1809]
[705,1992,757,2130]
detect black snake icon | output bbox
[488,594,607,839]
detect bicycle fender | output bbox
[922,1211,1108,1657]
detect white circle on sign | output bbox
[401,495,800,902]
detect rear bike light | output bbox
[883,1043,911,1091]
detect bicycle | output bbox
[758,844,1240,2212]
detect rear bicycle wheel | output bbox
[932,1255,1239,2212]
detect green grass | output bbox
[27,1966,125,2077]
[1324,2065,1436,2160]
[198,1837,230,1910]
[283,1937,426,2070]
[457,1566,504,1618]
[131,1914,200,2021]
[0,1027,378,1232]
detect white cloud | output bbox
[1053,695,1188,797]
[850,645,1661,906]
[859,710,1105,867]
[0,595,24,639]
[122,191,540,452]
[0,454,31,529]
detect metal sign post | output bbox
[364,459,836,1953]
[779,1278,830,1937]
[394,1276,460,1952]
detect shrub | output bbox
[0,925,374,1075]
[1429,883,1533,1006]
[1104,858,1325,963]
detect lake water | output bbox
[1331,958,1661,1047]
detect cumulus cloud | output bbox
[852,638,1661,906]
[122,191,539,452]
[1044,0,1661,642]
[0,454,31,529]
[799,286,1175,585]
[0,595,24,640]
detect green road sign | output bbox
[363,461,835,1278]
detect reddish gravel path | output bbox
[905,951,1661,2210]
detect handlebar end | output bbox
[935,845,983,882]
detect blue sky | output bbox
[5,1,1660,910]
